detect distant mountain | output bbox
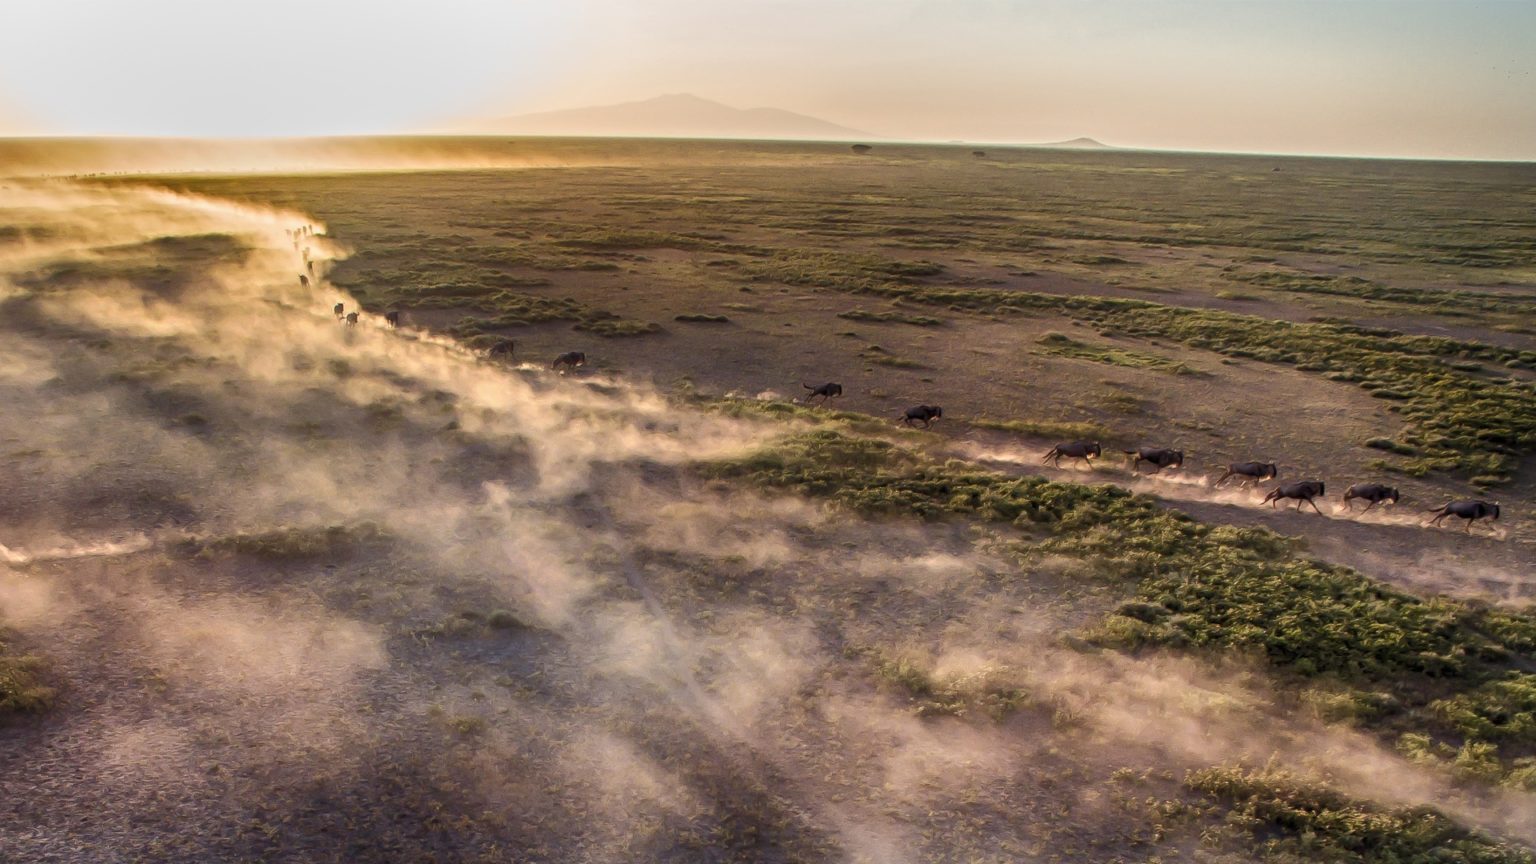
[1039,137,1110,149]
[464,93,871,141]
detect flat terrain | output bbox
[157,142,1536,571]
[0,139,1533,862]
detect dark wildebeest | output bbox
[332,302,344,319]
[298,274,309,288]
[487,339,516,360]
[1044,441,1102,468]
[306,260,315,274]
[972,150,986,158]
[384,310,400,328]
[851,144,873,154]
[902,405,942,428]
[802,382,843,404]
[552,351,586,371]
[1123,447,1184,474]
[1343,483,1400,512]
[1261,480,1326,514]
[1427,500,1500,531]
[344,312,359,325]
[1214,461,1278,487]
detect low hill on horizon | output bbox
[1039,136,1110,149]
[459,95,1112,149]
[462,93,872,141]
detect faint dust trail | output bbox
[0,178,1530,861]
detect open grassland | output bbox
[0,140,1528,861]
[145,140,1536,497]
[705,426,1536,790]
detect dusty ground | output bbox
[0,143,1533,862]
[153,146,1536,583]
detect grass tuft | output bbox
[0,637,55,718]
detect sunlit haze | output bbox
[0,0,1532,159]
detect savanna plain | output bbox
[1,137,1535,863]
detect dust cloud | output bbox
[960,440,1511,535]
[0,179,1527,861]
[0,138,602,179]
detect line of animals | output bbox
[288,227,1503,537]
[293,228,589,373]
[290,227,592,371]
[802,380,1503,532]
[325,299,589,371]
[475,336,588,371]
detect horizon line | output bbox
[0,132,1530,166]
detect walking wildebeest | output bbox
[487,339,516,360]
[384,310,400,328]
[333,302,344,319]
[1427,500,1500,531]
[1261,480,1326,514]
[1044,441,1102,468]
[1343,483,1400,512]
[298,274,309,288]
[306,260,315,274]
[552,351,586,371]
[344,312,359,325]
[902,405,943,428]
[1214,461,1278,487]
[802,382,843,404]
[1123,446,1184,473]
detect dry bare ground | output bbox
[0,141,1532,862]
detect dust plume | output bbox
[959,440,1511,534]
[0,178,1528,862]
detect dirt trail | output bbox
[1,180,1530,862]
[0,181,1032,862]
[952,439,1536,603]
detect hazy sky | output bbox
[0,0,1532,159]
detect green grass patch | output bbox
[0,635,55,718]
[1035,331,1197,374]
[971,417,1115,442]
[866,354,925,369]
[1188,764,1535,863]
[703,429,1536,786]
[836,308,945,327]
[1365,437,1418,456]
[743,249,944,290]
[1231,269,1536,315]
[696,396,878,430]
[854,284,1536,482]
[867,650,1027,720]
[1431,673,1536,747]
[573,317,660,337]
[326,251,657,336]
